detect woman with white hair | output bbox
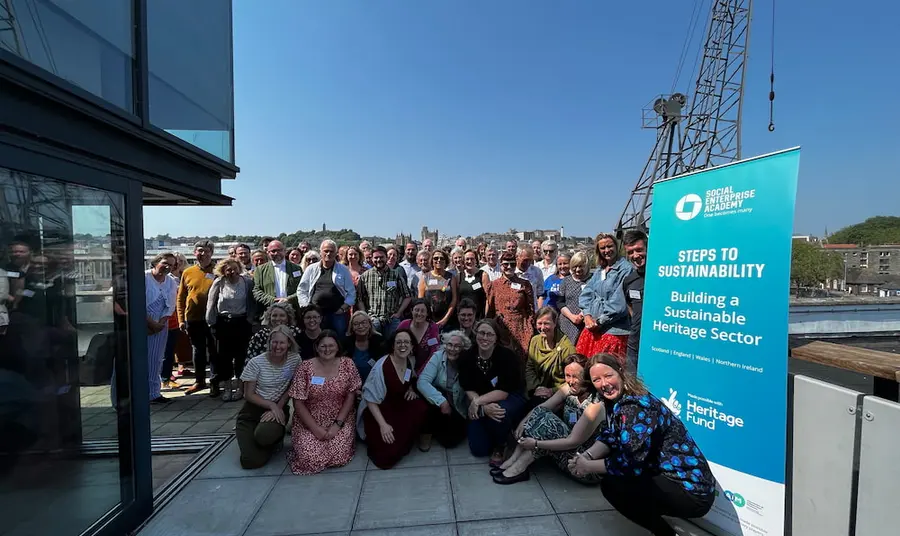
[416,329,472,451]
[300,250,320,271]
[558,251,591,345]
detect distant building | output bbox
[421,226,439,243]
[824,244,900,275]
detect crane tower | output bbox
[616,0,752,236]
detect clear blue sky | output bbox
[144,0,900,240]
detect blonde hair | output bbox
[214,258,243,278]
[267,325,300,355]
[348,310,375,337]
[570,251,589,270]
[262,302,296,327]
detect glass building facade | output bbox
[0,1,237,535]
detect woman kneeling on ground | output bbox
[287,329,361,474]
[416,329,472,451]
[237,326,302,469]
[568,354,716,536]
[358,328,429,469]
[493,353,604,485]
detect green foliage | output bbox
[828,216,900,246]
[173,229,389,249]
[791,242,844,293]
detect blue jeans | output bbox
[467,393,527,457]
[371,317,401,338]
[324,311,348,337]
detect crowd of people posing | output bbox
[143,232,716,536]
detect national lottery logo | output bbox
[675,194,703,221]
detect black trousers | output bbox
[186,320,218,385]
[423,404,467,449]
[600,475,714,536]
[215,315,251,380]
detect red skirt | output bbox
[575,331,629,366]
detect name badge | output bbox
[510,283,522,290]
[629,289,641,300]
[335,274,343,281]
[205,273,215,280]
[292,270,302,278]
[568,411,578,424]
[471,283,482,290]
[403,369,412,383]
[426,337,438,346]
[551,284,560,293]
[6,271,19,278]
[367,358,376,367]
[386,281,397,288]
[490,376,499,387]
[20,289,35,298]
[310,376,326,385]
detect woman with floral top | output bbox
[246,303,303,363]
[568,354,716,536]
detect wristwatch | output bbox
[333,419,345,428]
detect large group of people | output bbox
[142,231,713,536]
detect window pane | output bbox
[147,0,234,162]
[0,0,134,111]
[0,167,133,533]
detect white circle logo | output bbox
[675,194,702,220]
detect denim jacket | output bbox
[417,349,468,417]
[578,257,633,336]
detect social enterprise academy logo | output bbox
[675,193,703,221]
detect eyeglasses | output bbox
[543,249,555,254]
[395,341,412,346]
[476,331,496,338]
[445,343,463,349]
[501,262,516,267]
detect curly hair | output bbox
[262,302,296,327]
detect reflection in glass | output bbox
[0,167,132,533]
[0,0,134,111]
[147,0,234,162]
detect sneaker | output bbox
[221,380,233,402]
[418,434,433,452]
[162,380,181,391]
[232,379,244,401]
[150,396,171,404]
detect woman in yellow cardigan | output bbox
[525,307,575,404]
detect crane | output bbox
[616,0,758,237]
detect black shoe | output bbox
[493,470,530,485]
[150,396,171,404]
[489,466,505,477]
[208,384,221,398]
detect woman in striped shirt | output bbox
[236,326,302,469]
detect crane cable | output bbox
[768,0,776,132]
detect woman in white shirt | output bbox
[145,253,178,404]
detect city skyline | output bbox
[143,1,900,238]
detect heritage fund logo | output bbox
[675,194,703,220]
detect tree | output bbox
[828,216,900,245]
[791,242,844,295]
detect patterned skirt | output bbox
[522,407,601,484]
[575,331,628,366]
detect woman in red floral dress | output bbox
[485,252,536,359]
[287,329,361,475]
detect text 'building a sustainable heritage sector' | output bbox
[0,1,237,535]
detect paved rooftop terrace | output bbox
[136,436,709,536]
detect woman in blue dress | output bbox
[568,353,716,536]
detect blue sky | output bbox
[144,0,900,240]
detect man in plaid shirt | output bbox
[357,246,411,337]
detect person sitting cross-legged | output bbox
[492,353,604,485]
[236,326,302,469]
